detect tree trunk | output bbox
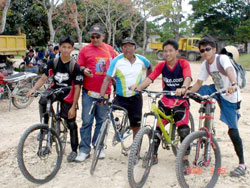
[112,23,117,47]
[130,27,136,39]
[0,0,11,34]
[73,0,82,44]
[47,8,55,44]
[142,18,147,55]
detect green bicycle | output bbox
[127,89,195,188]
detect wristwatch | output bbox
[231,82,238,86]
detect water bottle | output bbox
[114,117,121,131]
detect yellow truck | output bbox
[149,37,201,61]
[0,33,26,56]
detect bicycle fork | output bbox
[195,101,216,167]
[141,112,158,166]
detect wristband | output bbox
[231,82,237,86]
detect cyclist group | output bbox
[27,23,246,178]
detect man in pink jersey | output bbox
[76,24,117,162]
[131,39,192,169]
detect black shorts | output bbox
[158,100,187,125]
[113,94,142,127]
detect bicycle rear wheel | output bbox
[176,131,221,188]
[17,124,63,184]
[90,119,110,175]
[128,126,153,188]
[171,112,195,156]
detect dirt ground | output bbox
[0,62,250,188]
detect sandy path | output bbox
[0,62,250,188]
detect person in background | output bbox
[24,49,38,73]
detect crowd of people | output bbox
[27,23,246,178]
[23,44,60,74]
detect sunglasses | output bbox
[91,35,101,39]
[200,47,213,53]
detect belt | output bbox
[83,88,109,99]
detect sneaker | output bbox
[230,165,247,177]
[98,149,105,159]
[75,152,90,162]
[67,151,77,162]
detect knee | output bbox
[65,120,77,130]
[228,128,240,139]
[177,125,190,138]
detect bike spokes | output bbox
[176,131,221,188]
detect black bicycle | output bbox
[90,99,133,175]
[176,90,226,188]
[17,87,70,184]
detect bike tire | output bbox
[171,112,195,156]
[17,124,63,184]
[90,119,109,175]
[128,126,153,188]
[176,131,221,188]
[12,86,34,109]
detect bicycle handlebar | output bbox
[139,89,176,99]
[187,89,226,103]
[31,86,72,98]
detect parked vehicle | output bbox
[0,71,36,110]
[149,37,201,61]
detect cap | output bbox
[121,38,136,46]
[90,24,104,35]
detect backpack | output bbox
[53,57,76,74]
[205,55,246,89]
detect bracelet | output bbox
[231,82,237,86]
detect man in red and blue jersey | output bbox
[130,39,192,166]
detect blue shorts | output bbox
[197,84,240,129]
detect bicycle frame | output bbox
[141,95,178,146]
[106,103,131,143]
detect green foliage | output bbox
[136,49,158,66]
[190,0,250,43]
[238,53,250,71]
[235,20,250,43]
[4,0,49,46]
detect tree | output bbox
[190,0,250,42]
[35,0,60,44]
[0,0,11,33]
[4,0,50,46]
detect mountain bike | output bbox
[17,87,70,184]
[176,90,225,188]
[90,99,133,175]
[127,89,195,188]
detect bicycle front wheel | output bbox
[90,118,110,175]
[128,126,153,188]
[176,131,221,188]
[17,124,63,184]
